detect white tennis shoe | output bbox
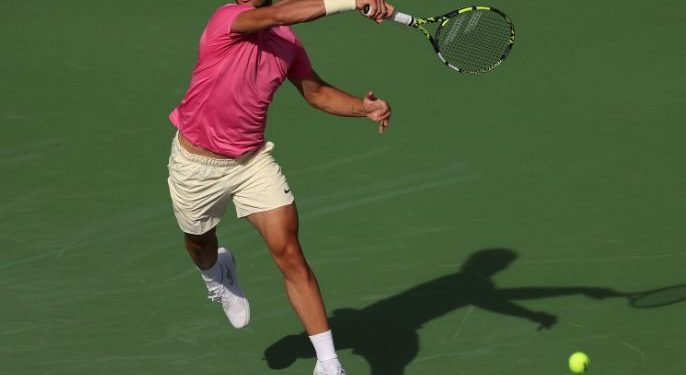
[313,361,347,375]
[206,247,250,328]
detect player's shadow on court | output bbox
[263,248,642,375]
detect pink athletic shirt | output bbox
[169,4,312,158]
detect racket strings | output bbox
[436,11,513,73]
[441,17,511,68]
[443,15,511,56]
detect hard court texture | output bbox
[1,1,685,374]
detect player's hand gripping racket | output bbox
[364,5,515,74]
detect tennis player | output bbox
[167,1,393,374]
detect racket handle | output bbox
[391,11,415,26]
[362,5,415,26]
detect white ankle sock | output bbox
[309,330,340,373]
[199,257,221,284]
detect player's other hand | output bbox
[362,91,391,134]
[357,0,395,24]
[533,312,557,330]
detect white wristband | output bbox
[323,0,356,16]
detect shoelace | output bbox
[318,364,346,375]
[206,267,234,305]
[207,284,227,304]
[207,262,235,304]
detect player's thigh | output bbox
[232,142,295,220]
[246,203,300,253]
[167,134,232,235]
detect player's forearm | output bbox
[235,0,362,33]
[232,0,331,34]
[270,0,328,26]
[307,84,366,117]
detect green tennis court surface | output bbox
[2,0,685,374]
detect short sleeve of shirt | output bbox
[287,37,313,80]
[207,4,252,43]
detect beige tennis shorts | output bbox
[167,132,294,235]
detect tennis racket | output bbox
[364,5,515,74]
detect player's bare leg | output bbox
[248,203,329,333]
[184,227,219,270]
[248,203,344,374]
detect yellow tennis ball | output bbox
[569,352,590,373]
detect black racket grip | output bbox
[363,4,370,15]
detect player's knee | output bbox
[184,228,216,250]
[273,242,309,278]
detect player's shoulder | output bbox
[212,3,253,19]
[204,3,253,36]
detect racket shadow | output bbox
[626,284,686,308]
[263,248,682,375]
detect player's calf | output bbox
[184,228,219,270]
